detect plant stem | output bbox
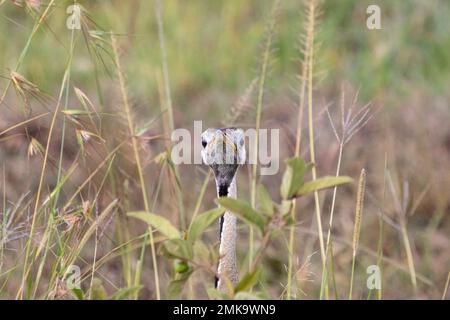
[320,141,344,299]
[400,220,417,296]
[349,252,356,300]
[17,58,72,300]
[304,0,326,282]
[349,169,366,300]
[287,0,312,300]
[0,0,56,106]
[111,35,161,300]
[250,0,277,272]
[154,0,185,230]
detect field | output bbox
[0,0,449,300]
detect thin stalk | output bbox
[188,170,212,233]
[349,254,356,299]
[0,0,56,105]
[88,211,99,300]
[54,8,77,210]
[329,242,339,299]
[154,0,185,229]
[375,154,387,300]
[111,35,160,300]
[1,165,5,272]
[349,169,366,300]
[0,113,49,136]
[250,0,277,271]
[287,0,312,299]
[304,0,326,283]
[319,141,343,299]
[17,56,73,300]
[442,270,450,300]
[31,212,55,299]
[400,220,417,296]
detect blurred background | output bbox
[0,0,449,299]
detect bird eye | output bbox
[202,139,207,148]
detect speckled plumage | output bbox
[201,128,245,292]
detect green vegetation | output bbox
[0,0,448,300]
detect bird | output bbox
[200,127,246,292]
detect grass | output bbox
[111,34,160,299]
[250,0,278,275]
[0,0,448,300]
[349,168,366,300]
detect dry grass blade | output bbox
[111,34,161,300]
[443,270,450,300]
[387,172,418,296]
[249,0,280,271]
[225,78,258,126]
[0,0,56,105]
[349,168,366,300]
[0,112,49,137]
[287,0,319,299]
[61,199,118,277]
[16,55,71,299]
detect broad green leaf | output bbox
[257,184,274,216]
[111,286,143,300]
[159,239,194,260]
[206,288,226,300]
[71,287,84,300]
[128,211,180,239]
[296,176,353,197]
[188,207,225,241]
[167,269,193,299]
[280,157,313,199]
[278,199,293,216]
[217,198,266,233]
[193,241,210,264]
[234,268,261,293]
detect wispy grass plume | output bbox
[250,0,279,270]
[349,168,366,300]
[287,0,319,300]
[111,34,161,300]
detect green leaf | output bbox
[257,184,274,216]
[111,286,143,300]
[167,269,193,299]
[234,268,261,293]
[216,198,266,233]
[188,207,225,241]
[296,176,353,196]
[206,288,227,300]
[280,157,313,199]
[193,241,210,264]
[159,239,194,260]
[71,287,84,300]
[128,211,180,239]
[91,278,107,300]
[234,291,263,300]
[278,199,293,216]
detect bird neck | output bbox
[216,176,238,292]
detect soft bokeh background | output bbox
[0,0,449,299]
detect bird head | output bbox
[201,128,246,196]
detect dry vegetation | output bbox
[0,0,449,299]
